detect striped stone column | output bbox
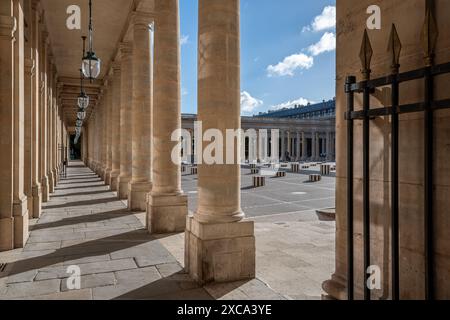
[117,43,133,200]
[147,0,187,233]
[110,63,121,191]
[185,0,255,285]
[127,13,153,211]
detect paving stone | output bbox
[1,279,61,299]
[28,288,93,300]
[61,272,116,292]
[5,269,37,284]
[35,258,137,281]
[23,242,62,252]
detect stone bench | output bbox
[250,168,259,174]
[320,164,331,176]
[291,164,300,173]
[249,164,257,169]
[301,165,310,169]
[275,171,286,178]
[191,167,198,175]
[253,176,266,187]
[309,174,322,182]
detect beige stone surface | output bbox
[327,0,450,300]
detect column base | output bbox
[99,166,106,180]
[322,273,350,300]
[185,216,256,285]
[32,183,42,219]
[128,181,152,211]
[147,193,188,234]
[110,171,120,192]
[117,176,131,200]
[48,171,55,193]
[13,195,29,248]
[27,194,34,219]
[41,176,50,203]
[0,217,14,252]
[52,168,58,184]
[105,169,112,186]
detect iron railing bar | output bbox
[347,61,450,92]
[424,66,435,300]
[363,80,371,301]
[391,72,400,300]
[346,99,450,120]
[345,76,356,300]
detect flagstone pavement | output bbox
[0,161,335,300]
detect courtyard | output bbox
[0,161,335,300]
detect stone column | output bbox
[0,3,18,251]
[185,0,255,285]
[12,0,29,248]
[287,131,291,160]
[39,28,49,202]
[30,0,42,218]
[104,78,113,185]
[100,95,107,179]
[46,61,55,193]
[117,43,133,199]
[24,55,34,219]
[147,0,187,233]
[301,132,306,161]
[51,81,58,183]
[316,132,320,160]
[128,13,153,211]
[280,130,286,161]
[296,131,301,161]
[110,64,121,191]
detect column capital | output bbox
[31,0,41,12]
[0,15,16,38]
[112,61,121,73]
[131,11,154,30]
[119,42,133,57]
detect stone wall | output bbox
[324,0,450,299]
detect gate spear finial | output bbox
[388,24,402,74]
[360,29,373,81]
[421,0,438,67]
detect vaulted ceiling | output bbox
[40,0,135,126]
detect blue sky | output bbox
[179,0,336,115]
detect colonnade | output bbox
[182,124,336,163]
[83,0,254,284]
[0,0,68,251]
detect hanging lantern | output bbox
[76,120,83,127]
[77,109,87,121]
[77,92,89,110]
[82,0,101,80]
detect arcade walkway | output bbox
[0,162,281,300]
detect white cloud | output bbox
[302,6,336,32]
[270,97,313,111]
[180,35,189,45]
[267,53,314,77]
[181,87,188,96]
[241,91,263,114]
[308,32,336,56]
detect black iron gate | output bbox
[345,0,449,300]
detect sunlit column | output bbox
[110,63,121,191]
[0,1,21,251]
[148,0,187,233]
[12,0,29,248]
[127,12,153,211]
[30,0,42,218]
[185,0,255,285]
[117,43,133,200]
